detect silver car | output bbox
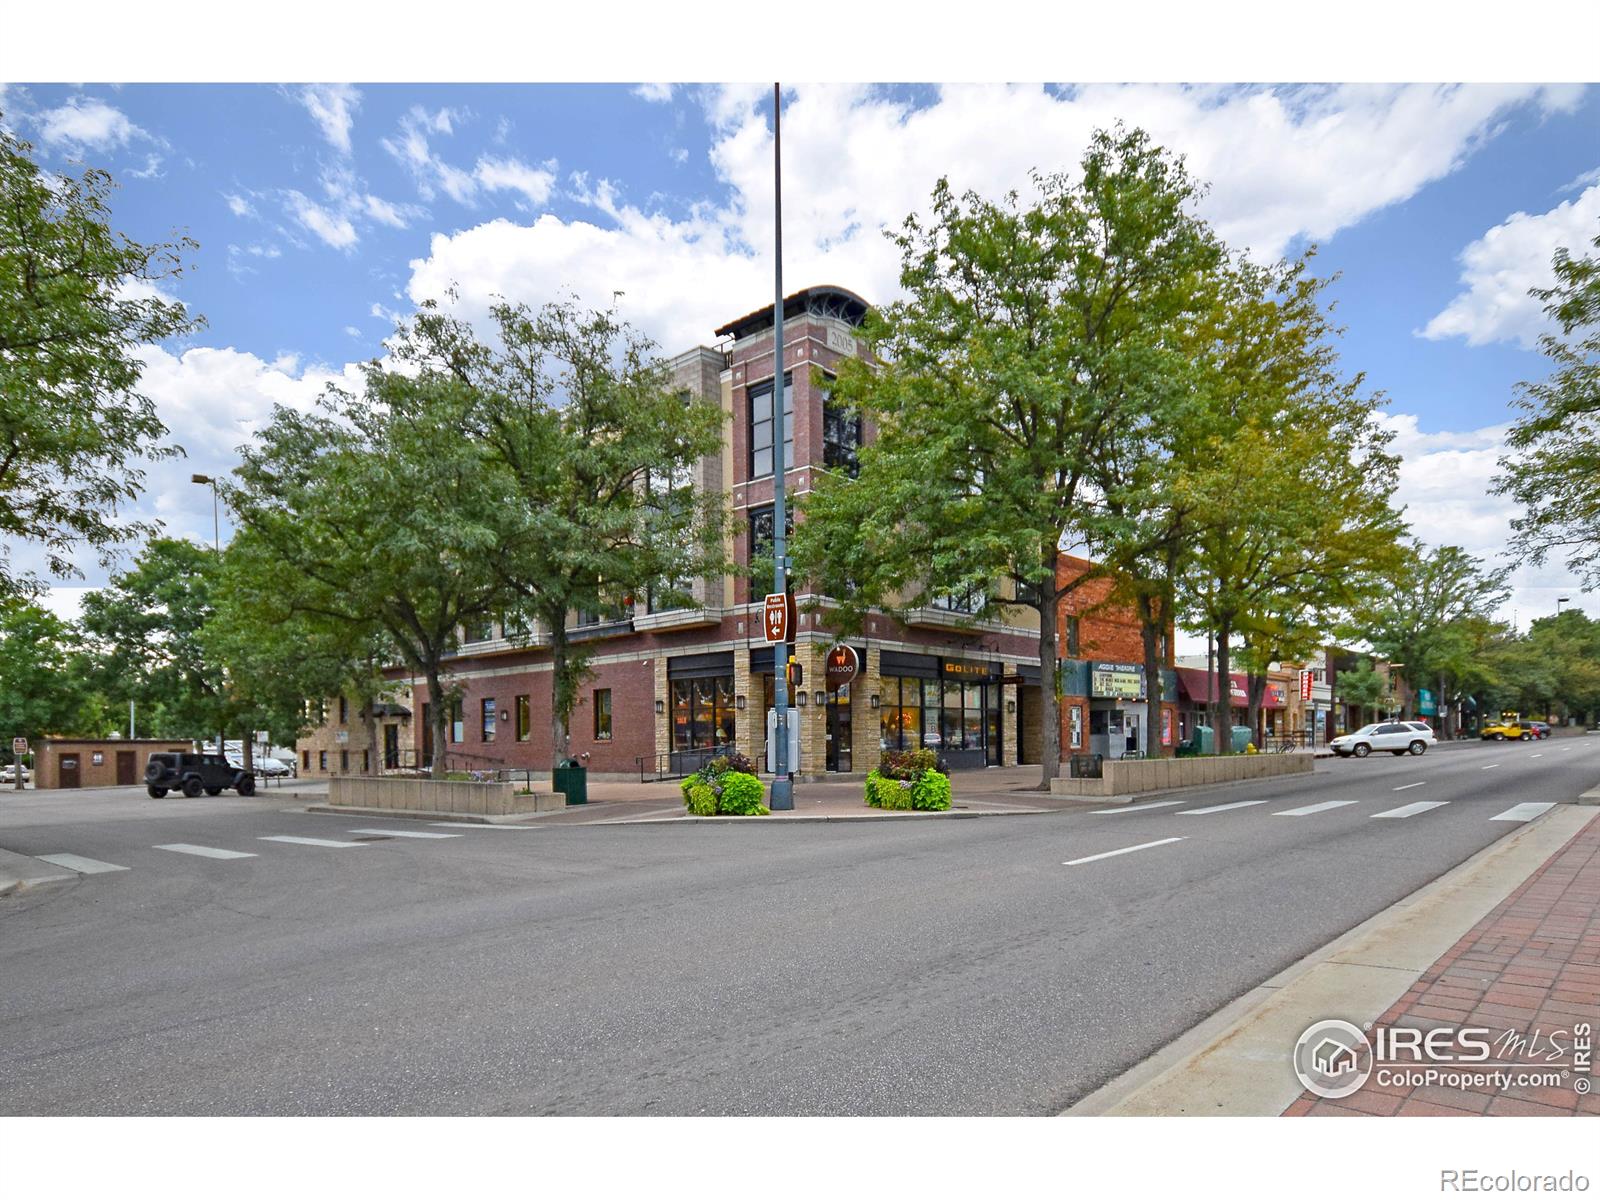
[1330,722,1433,758]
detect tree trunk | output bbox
[1246,668,1267,749]
[1038,565,1062,788]
[549,625,572,771]
[1215,619,1233,755]
[242,733,254,772]
[1137,593,1163,757]
[425,666,448,779]
[1439,670,1449,738]
[361,700,379,776]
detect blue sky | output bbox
[2,82,1597,633]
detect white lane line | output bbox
[1393,781,1427,791]
[1372,800,1451,819]
[154,844,256,859]
[347,828,461,839]
[1091,800,1184,815]
[1490,802,1556,823]
[258,835,368,848]
[1274,800,1359,817]
[1180,800,1269,816]
[1064,837,1185,866]
[1530,753,1543,759]
[1481,764,1501,770]
[426,823,535,831]
[36,853,129,874]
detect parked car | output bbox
[1481,720,1536,742]
[145,752,255,798]
[1329,722,1432,758]
[1,764,31,783]
[255,756,294,777]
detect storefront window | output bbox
[672,675,735,751]
[878,673,1000,760]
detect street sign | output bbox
[11,737,26,756]
[763,592,793,643]
[1300,670,1314,700]
[824,644,859,692]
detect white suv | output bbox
[1330,722,1433,758]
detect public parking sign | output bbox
[763,592,793,643]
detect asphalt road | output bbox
[2,736,1597,1115]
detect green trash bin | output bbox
[552,758,587,805]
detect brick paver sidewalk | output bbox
[1288,812,1600,1117]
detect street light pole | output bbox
[192,474,224,760]
[769,82,793,812]
[1557,596,1570,617]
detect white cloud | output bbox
[473,156,556,207]
[1420,181,1600,349]
[344,325,362,338]
[361,193,412,228]
[224,192,256,218]
[403,83,1584,356]
[36,96,148,150]
[634,84,674,103]
[294,84,362,155]
[284,189,358,250]
[1375,412,1593,624]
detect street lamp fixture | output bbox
[1557,597,1571,615]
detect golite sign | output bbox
[1090,662,1145,700]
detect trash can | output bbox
[1069,752,1104,779]
[552,757,587,805]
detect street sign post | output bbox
[12,737,27,791]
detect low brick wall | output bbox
[1050,753,1313,798]
[327,776,561,815]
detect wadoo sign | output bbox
[825,645,860,692]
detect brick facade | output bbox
[35,738,193,789]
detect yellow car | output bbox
[1481,721,1535,741]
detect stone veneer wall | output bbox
[328,776,560,815]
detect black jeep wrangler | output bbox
[145,752,256,798]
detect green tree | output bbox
[0,602,101,744]
[227,368,509,778]
[1496,229,1600,587]
[390,296,730,768]
[78,537,229,740]
[0,125,200,602]
[1334,656,1389,728]
[792,128,1221,785]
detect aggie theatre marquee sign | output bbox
[1090,661,1146,700]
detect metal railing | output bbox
[635,748,718,783]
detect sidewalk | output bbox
[1287,810,1600,1117]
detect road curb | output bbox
[601,805,1053,825]
[1060,801,1600,1117]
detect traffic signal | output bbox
[786,656,803,688]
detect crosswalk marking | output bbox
[1181,800,1269,816]
[1372,800,1450,819]
[347,828,461,839]
[1064,837,1185,866]
[36,853,129,875]
[426,823,535,831]
[258,835,368,849]
[1274,800,1359,817]
[1091,800,1184,815]
[154,844,256,859]
[1490,802,1555,823]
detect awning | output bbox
[1173,668,1285,709]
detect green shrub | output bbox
[865,770,914,810]
[910,769,952,811]
[880,748,938,780]
[685,783,718,816]
[716,771,767,816]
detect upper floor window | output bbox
[749,372,794,479]
[338,695,348,724]
[463,619,495,644]
[932,584,986,615]
[748,504,795,571]
[575,601,627,628]
[821,378,860,477]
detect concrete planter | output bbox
[327,776,561,816]
[1049,753,1312,798]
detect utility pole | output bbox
[192,473,226,763]
[769,81,793,811]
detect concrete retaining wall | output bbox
[327,776,561,815]
[1050,753,1313,798]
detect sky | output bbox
[2,80,1598,644]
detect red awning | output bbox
[1173,668,1285,709]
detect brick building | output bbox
[34,737,193,789]
[296,688,415,778]
[298,285,1162,778]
